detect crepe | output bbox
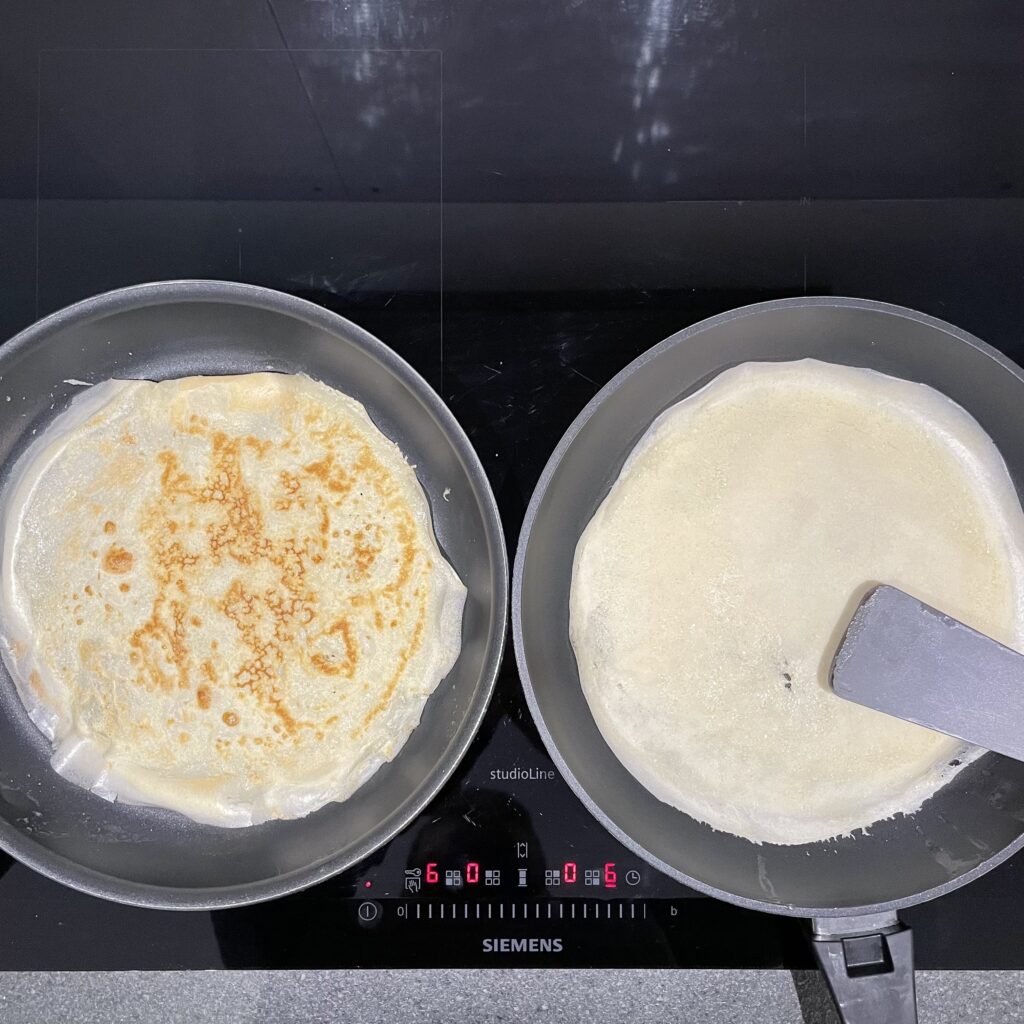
[569,359,1024,845]
[0,373,466,827]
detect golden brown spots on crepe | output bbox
[204,432,272,565]
[103,520,117,535]
[183,413,209,436]
[84,585,94,596]
[244,436,271,458]
[48,379,452,805]
[119,582,130,593]
[378,508,418,599]
[317,497,330,547]
[220,577,308,736]
[130,589,192,693]
[349,526,382,580]
[102,545,133,574]
[28,670,47,703]
[358,604,427,735]
[274,470,303,512]
[303,453,352,497]
[310,617,358,678]
[157,450,191,498]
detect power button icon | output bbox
[358,901,380,924]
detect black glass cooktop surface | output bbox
[1,0,1024,971]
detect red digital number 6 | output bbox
[426,862,439,884]
[604,862,617,888]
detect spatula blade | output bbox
[831,585,1024,763]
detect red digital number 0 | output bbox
[466,862,480,884]
[563,862,577,884]
[426,862,439,884]
[604,862,617,889]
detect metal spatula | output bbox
[831,585,1024,762]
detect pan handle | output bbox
[810,912,917,1024]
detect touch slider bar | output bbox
[394,901,648,921]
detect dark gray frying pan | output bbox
[0,280,507,910]
[513,297,1024,1024]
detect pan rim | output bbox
[0,279,508,910]
[512,294,1024,919]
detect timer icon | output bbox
[624,869,641,886]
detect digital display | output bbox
[407,858,628,892]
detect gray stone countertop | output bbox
[1,970,1022,1024]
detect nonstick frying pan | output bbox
[513,297,1024,1023]
[0,280,507,910]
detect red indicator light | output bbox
[426,862,439,884]
[363,880,372,889]
[466,862,480,884]
[563,862,577,884]
[604,862,617,889]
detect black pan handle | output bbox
[810,912,917,1024]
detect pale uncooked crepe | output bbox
[570,359,1024,846]
[0,373,466,827]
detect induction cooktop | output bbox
[2,0,1024,977]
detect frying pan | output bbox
[0,280,507,910]
[513,297,1024,1023]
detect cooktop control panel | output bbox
[335,712,693,903]
[236,712,801,969]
